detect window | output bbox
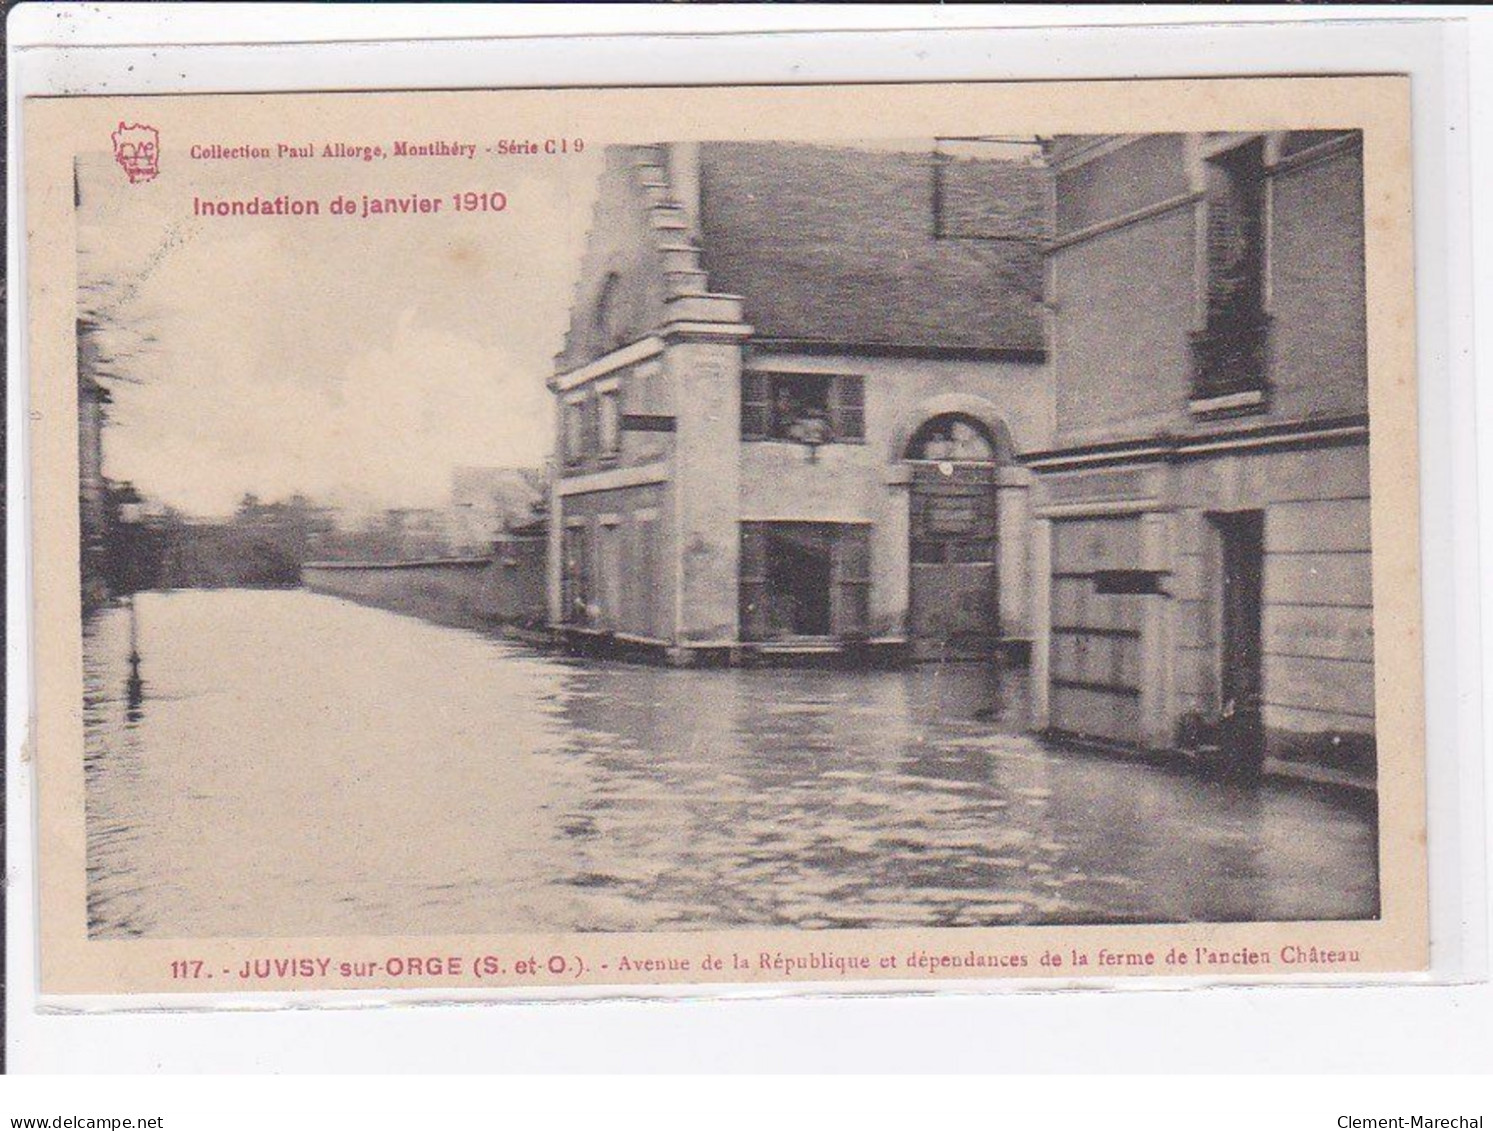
[564,376,629,468]
[598,386,621,457]
[595,272,627,353]
[563,397,587,465]
[832,376,865,442]
[1192,138,1270,400]
[583,391,600,456]
[741,372,866,443]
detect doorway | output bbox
[905,414,1001,660]
[1212,510,1265,775]
[765,526,833,637]
[739,522,870,642]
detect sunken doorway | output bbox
[740,522,871,643]
[905,413,1002,661]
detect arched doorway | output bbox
[905,413,1002,660]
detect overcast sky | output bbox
[77,148,602,516]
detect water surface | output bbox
[84,589,1378,938]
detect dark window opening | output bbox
[767,527,833,637]
[1205,139,1266,325]
[740,523,870,641]
[742,372,865,444]
[773,374,831,445]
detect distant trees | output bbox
[119,493,337,592]
[96,479,555,595]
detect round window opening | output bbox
[906,413,999,462]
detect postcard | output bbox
[23,76,1426,996]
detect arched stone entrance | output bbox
[904,411,1005,660]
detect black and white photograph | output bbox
[24,77,1427,995]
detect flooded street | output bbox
[84,589,1378,939]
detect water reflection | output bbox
[125,597,145,722]
[83,589,1379,939]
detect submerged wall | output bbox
[303,541,547,633]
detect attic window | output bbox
[595,272,628,352]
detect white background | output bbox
[4,2,1490,1101]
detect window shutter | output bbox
[562,526,591,625]
[583,390,600,457]
[831,376,865,442]
[1205,164,1246,322]
[1204,143,1265,327]
[741,371,771,440]
[739,522,769,641]
[564,400,585,465]
[599,388,621,455]
[832,525,871,636]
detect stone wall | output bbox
[303,542,546,633]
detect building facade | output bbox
[1031,132,1373,784]
[548,142,1050,662]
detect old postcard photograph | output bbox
[23,76,1426,996]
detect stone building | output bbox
[547,141,1050,663]
[1031,132,1373,785]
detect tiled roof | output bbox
[697,142,1048,354]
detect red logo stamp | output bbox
[112,122,160,183]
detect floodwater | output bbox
[84,589,1378,939]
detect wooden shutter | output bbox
[562,525,590,625]
[599,388,621,455]
[830,375,865,442]
[563,399,585,465]
[832,525,871,637]
[739,522,769,641]
[636,516,658,638]
[583,390,601,457]
[1204,141,1265,327]
[741,371,771,440]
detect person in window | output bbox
[773,387,797,440]
[788,407,831,447]
[775,380,832,444]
